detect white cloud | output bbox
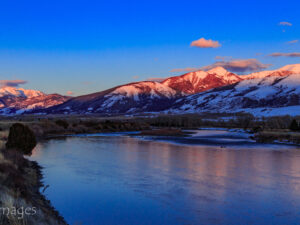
[147,77,166,82]
[66,91,74,95]
[190,38,221,48]
[269,52,300,57]
[201,59,271,73]
[170,67,199,73]
[279,21,292,26]
[0,80,27,88]
[287,40,298,44]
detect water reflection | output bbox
[31,135,300,225]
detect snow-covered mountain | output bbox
[168,64,300,116]
[45,81,180,114]
[45,68,243,114]
[0,87,70,115]
[161,67,242,94]
[0,87,44,98]
[3,63,300,116]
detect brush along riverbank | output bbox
[0,124,67,225]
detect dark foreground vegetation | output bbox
[1,112,299,144]
[6,123,37,155]
[0,123,67,225]
[143,114,300,144]
[137,128,189,136]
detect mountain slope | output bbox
[161,67,242,94]
[45,67,244,114]
[241,63,300,80]
[0,87,70,115]
[45,81,180,114]
[0,87,44,98]
[4,63,300,116]
[168,67,300,116]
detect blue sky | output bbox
[0,0,299,95]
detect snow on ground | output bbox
[109,81,177,99]
[239,106,300,117]
[0,87,44,98]
[279,63,300,73]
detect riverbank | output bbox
[1,115,300,144]
[253,130,300,145]
[132,128,193,137]
[0,147,67,224]
[0,118,153,224]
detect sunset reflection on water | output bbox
[30,134,300,225]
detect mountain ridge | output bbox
[168,67,300,116]
[2,63,300,116]
[161,67,242,94]
[0,87,70,115]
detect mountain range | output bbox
[168,65,300,116]
[0,87,69,115]
[1,64,300,116]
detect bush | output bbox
[5,123,37,155]
[289,119,300,131]
[55,119,69,129]
[81,120,98,128]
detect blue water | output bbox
[30,131,300,225]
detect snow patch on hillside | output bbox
[109,82,177,99]
[0,87,44,98]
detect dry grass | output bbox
[254,131,300,144]
[0,190,65,225]
[0,130,9,150]
[0,149,67,225]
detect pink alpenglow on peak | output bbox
[0,86,70,115]
[161,68,242,94]
[207,67,229,76]
[242,64,300,80]
[0,87,44,98]
[2,63,300,116]
[278,64,300,73]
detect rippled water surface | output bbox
[30,131,300,225]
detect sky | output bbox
[0,0,300,96]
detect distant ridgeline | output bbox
[1,64,300,117]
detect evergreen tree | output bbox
[6,123,37,155]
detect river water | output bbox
[30,130,300,225]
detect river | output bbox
[30,130,300,225]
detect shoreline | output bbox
[60,128,300,149]
[44,127,300,148]
[29,160,68,225]
[1,114,300,145]
[0,148,67,225]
